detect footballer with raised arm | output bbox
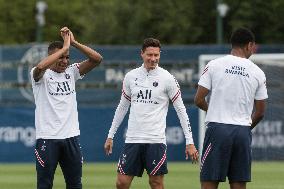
[31,27,103,189]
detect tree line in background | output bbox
[0,0,283,45]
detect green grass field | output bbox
[0,161,283,189]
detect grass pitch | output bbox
[0,161,283,189]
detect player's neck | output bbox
[231,48,248,59]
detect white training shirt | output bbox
[198,55,268,126]
[30,63,83,139]
[108,64,194,145]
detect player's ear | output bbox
[248,42,255,52]
[140,49,144,58]
[244,42,255,58]
[247,42,253,49]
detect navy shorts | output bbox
[200,122,252,182]
[117,143,168,177]
[35,136,83,189]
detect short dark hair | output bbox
[48,41,63,54]
[141,38,161,52]
[230,28,255,48]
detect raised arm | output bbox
[60,27,103,75]
[33,31,70,82]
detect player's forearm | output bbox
[72,40,102,64]
[33,47,68,81]
[251,112,264,130]
[173,97,194,145]
[251,100,266,130]
[194,86,209,111]
[108,96,130,138]
[37,47,68,71]
[194,98,208,111]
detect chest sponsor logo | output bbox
[49,81,74,96]
[56,81,71,92]
[134,89,158,104]
[137,89,152,99]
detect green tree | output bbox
[0,0,37,43]
[224,0,284,44]
[0,0,284,44]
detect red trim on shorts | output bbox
[200,143,212,171]
[35,149,45,167]
[117,159,126,175]
[150,150,167,175]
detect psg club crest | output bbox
[153,81,158,87]
[65,74,70,79]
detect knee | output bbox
[149,177,163,189]
[201,181,219,189]
[230,182,246,189]
[116,179,130,189]
[65,176,82,189]
[37,182,53,189]
[37,176,53,189]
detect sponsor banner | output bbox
[0,107,198,162]
[0,106,283,162]
[251,105,284,160]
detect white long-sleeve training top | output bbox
[108,65,194,145]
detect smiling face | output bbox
[49,48,70,73]
[141,47,161,71]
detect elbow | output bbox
[96,54,103,64]
[36,64,46,72]
[90,54,103,65]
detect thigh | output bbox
[145,143,168,176]
[35,139,59,188]
[200,123,236,182]
[59,136,83,188]
[228,127,252,182]
[117,143,144,177]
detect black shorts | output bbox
[35,136,83,189]
[117,143,168,177]
[200,122,252,182]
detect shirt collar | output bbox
[140,63,159,75]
